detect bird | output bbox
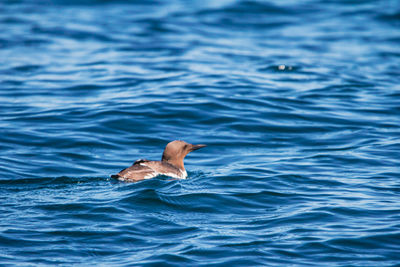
[111,140,206,182]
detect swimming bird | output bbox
[111,140,206,182]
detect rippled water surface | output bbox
[1,0,400,265]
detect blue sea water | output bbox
[1,0,400,265]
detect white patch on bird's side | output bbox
[180,169,187,179]
[163,169,187,179]
[161,172,184,179]
[143,173,157,179]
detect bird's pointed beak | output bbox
[190,144,207,151]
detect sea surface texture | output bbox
[1,0,400,266]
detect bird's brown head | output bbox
[161,140,206,170]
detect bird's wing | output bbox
[112,162,158,181]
